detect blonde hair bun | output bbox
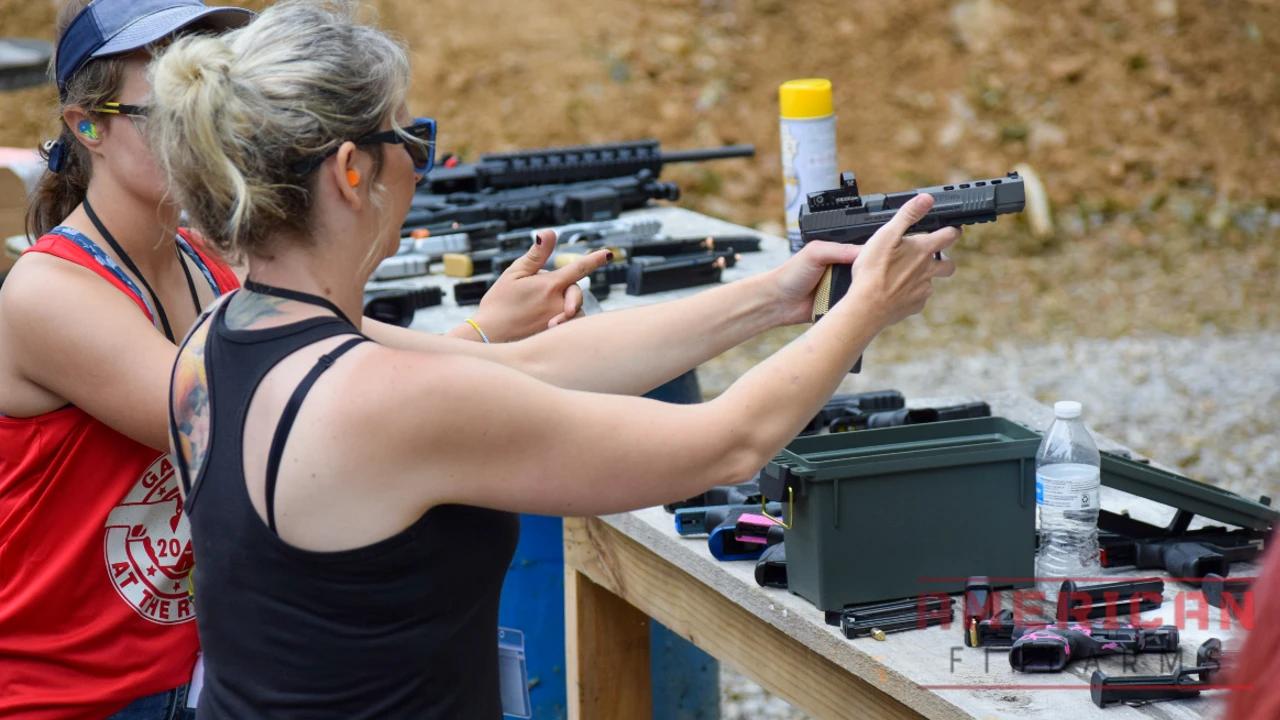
[148,0,413,260]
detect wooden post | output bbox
[565,517,653,720]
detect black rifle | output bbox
[424,140,754,194]
[856,401,991,431]
[799,171,1025,372]
[402,170,679,233]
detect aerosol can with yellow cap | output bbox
[779,78,839,253]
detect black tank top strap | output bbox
[243,279,355,327]
[263,335,367,534]
[187,293,363,514]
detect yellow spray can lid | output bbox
[779,78,833,119]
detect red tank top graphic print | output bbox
[0,228,238,718]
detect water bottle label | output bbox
[1036,465,1100,510]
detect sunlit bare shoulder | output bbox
[0,250,155,351]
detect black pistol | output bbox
[798,171,1026,372]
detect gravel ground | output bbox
[710,329,1280,719]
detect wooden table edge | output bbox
[564,514,976,720]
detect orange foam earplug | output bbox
[346,169,361,188]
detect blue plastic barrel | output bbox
[498,370,720,719]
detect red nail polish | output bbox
[606,251,614,262]
[536,236,543,246]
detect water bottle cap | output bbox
[1054,401,1083,419]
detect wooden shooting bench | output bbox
[564,389,1256,720]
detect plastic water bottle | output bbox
[1035,401,1102,603]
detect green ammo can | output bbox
[761,417,1041,611]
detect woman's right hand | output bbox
[838,193,960,329]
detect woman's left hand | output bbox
[469,229,611,342]
[768,240,866,326]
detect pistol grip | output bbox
[812,265,836,322]
[811,263,863,373]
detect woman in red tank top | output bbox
[0,3,604,718]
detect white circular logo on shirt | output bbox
[103,454,196,625]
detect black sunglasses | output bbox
[291,117,436,183]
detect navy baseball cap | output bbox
[55,0,253,98]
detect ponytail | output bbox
[149,0,415,261]
[149,34,271,254]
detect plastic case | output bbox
[761,417,1040,611]
[1099,451,1276,530]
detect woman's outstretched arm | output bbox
[363,234,874,396]
[346,195,960,516]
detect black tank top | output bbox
[173,283,519,719]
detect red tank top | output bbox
[0,229,239,719]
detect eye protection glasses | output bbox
[292,117,437,185]
[94,101,150,134]
[95,101,150,118]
